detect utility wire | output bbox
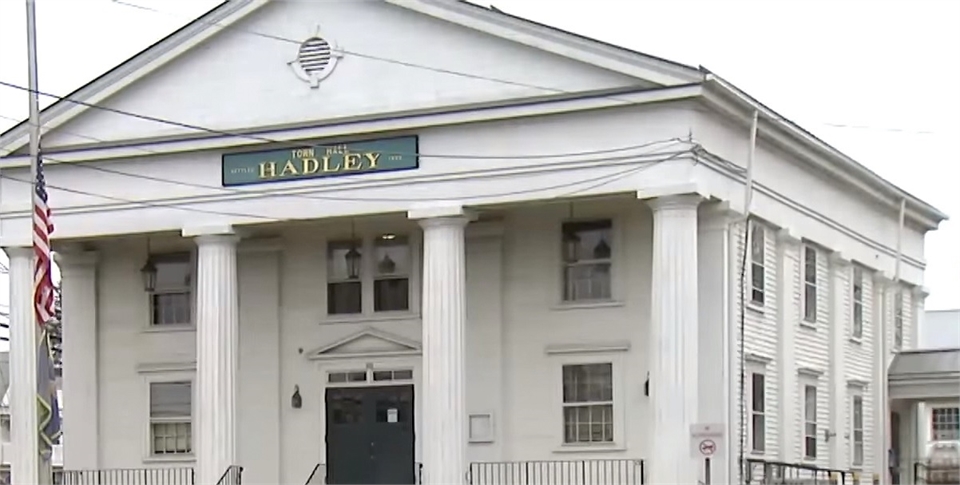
[0,149,692,222]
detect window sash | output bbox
[561,363,615,445]
[852,396,864,466]
[852,267,864,338]
[932,407,960,441]
[894,291,904,349]
[750,373,766,452]
[804,385,817,459]
[750,225,765,305]
[802,247,817,322]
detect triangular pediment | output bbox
[306,328,421,360]
[1,0,701,153]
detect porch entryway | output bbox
[325,385,416,484]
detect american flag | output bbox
[33,149,55,326]
[33,150,61,454]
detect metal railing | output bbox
[467,459,644,485]
[61,468,195,485]
[744,459,862,485]
[215,466,242,485]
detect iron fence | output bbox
[215,466,242,485]
[467,459,644,485]
[61,468,195,485]
[744,459,863,485]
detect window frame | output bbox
[851,392,865,467]
[143,372,195,463]
[323,230,421,321]
[550,350,626,450]
[802,245,818,324]
[749,222,766,306]
[146,250,196,331]
[748,368,767,454]
[803,383,818,460]
[558,217,618,305]
[931,406,960,441]
[851,266,865,340]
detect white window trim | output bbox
[554,214,625,310]
[144,249,198,333]
[931,405,960,442]
[322,229,422,323]
[801,244,818,326]
[801,378,819,461]
[748,222,766,309]
[549,349,627,453]
[747,362,767,455]
[850,389,865,468]
[317,355,423,465]
[141,370,196,464]
[850,266,865,342]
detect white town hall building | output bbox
[0,1,948,484]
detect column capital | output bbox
[407,201,476,221]
[182,223,237,238]
[699,201,738,232]
[54,250,99,275]
[644,193,703,212]
[912,285,930,300]
[2,246,33,259]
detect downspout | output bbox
[734,109,759,484]
[881,198,906,484]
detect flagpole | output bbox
[25,1,53,484]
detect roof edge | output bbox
[0,0,267,154]
[700,67,949,231]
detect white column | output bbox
[697,204,735,485]
[410,206,470,485]
[776,229,800,462]
[874,273,892,484]
[55,250,101,470]
[191,230,240,485]
[828,252,849,467]
[5,247,41,485]
[646,194,701,485]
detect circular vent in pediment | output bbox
[297,37,333,75]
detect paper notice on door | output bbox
[387,408,398,423]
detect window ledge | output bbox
[553,443,626,454]
[849,337,863,345]
[142,455,195,464]
[551,300,625,312]
[799,321,817,331]
[320,312,421,325]
[746,302,765,315]
[143,324,195,334]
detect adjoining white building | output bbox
[0,1,949,484]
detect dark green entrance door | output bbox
[326,385,415,484]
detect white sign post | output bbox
[690,423,726,485]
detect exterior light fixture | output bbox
[141,237,158,292]
[291,385,303,409]
[562,230,580,262]
[345,219,361,279]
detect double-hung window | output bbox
[804,384,818,459]
[803,246,818,323]
[852,394,864,466]
[149,381,192,456]
[561,363,614,444]
[932,407,960,441]
[750,372,766,453]
[327,234,412,315]
[561,220,613,302]
[150,253,192,326]
[852,267,864,339]
[750,223,765,305]
[894,289,904,350]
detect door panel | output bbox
[325,385,415,485]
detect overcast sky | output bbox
[0,0,957,347]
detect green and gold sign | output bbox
[221,136,419,186]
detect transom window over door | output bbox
[561,220,613,302]
[150,253,192,326]
[561,363,614,444]
[326,234,413,316]
[149,381,192,456]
